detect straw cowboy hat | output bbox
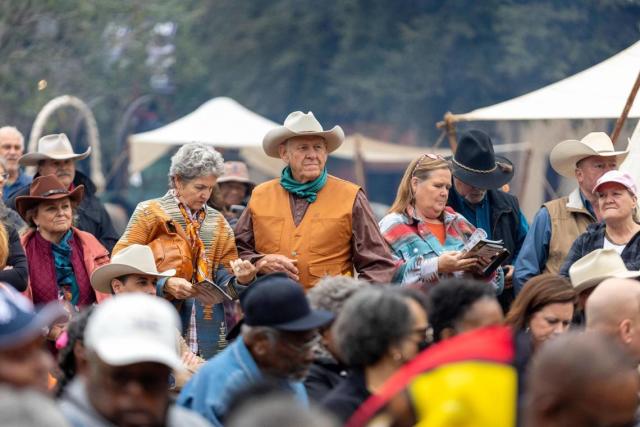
[90,244,176,294]
[19,133,91,167]
[262,111,345,158]
[217,161,255,187]
[569,248,640,294]
[15,174,84,221]
[549,132,629,178]
[450,130,514,190]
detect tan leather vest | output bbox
[543,190,595,275]
[249,175,359,289]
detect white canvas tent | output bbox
[448,40,640,122]
[128,97,279,173]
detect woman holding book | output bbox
[379,154,504,293]
[560,170,640,277]
[113,143,256,359]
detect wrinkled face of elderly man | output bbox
[278,136,328,184]
[0,127,24,179]
[38,159,76,189]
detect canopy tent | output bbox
[128,97,279,173]
[447,40,640,122]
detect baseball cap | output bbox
[242,273,334,331]
[0,284,67,350]
[593,170,637,195]
[84,294,182,371]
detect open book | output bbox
[460,229,510,277]
[194,279,234,305]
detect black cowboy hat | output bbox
[450,130,514,190]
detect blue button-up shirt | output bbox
[3,170,31,202]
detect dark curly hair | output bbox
[427,279,496,342]
[56,306,94,396]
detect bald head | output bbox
[586,278,640,360]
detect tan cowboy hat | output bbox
[569,248,640,294]
[15,174,84,221]
[262,111,345,158]
[549,132,629,178]
[217,161,255,187]
[19,133,91,167]
[90,244,176,294]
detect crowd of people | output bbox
[0,111,639,427]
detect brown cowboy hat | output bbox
[15,174,84,221]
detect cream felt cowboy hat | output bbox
[569,248,640,294]
[262,111,345,158]
[549,132,629,178]
[19,133,91,167]
[90,244,176,294]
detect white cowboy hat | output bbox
[262,111,345,158]
[90,244,176,294]
[19,133,91,167]
[569,248,640,294]
[549,132,629,178]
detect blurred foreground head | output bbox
[525,331,639,427]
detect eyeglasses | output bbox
[412,153,447,177]
[0,173,8,180]
[276,331,322,355]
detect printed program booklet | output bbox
[460,229,510,276]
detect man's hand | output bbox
[437,251,480,274]
[503,264,514,288]
[164,277,196,299]
[231,259,257,284]
[255,254,299,280]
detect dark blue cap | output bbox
[241,273,333,331]
[0,284,67,350]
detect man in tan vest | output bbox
[235,111,396,289]
[513,132,628,292]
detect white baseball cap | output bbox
[84,294,182,371]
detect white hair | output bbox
[168,143,224,187]
[0,126,24,146]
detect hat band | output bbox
[452,157,497,174]
[39,189,69,197]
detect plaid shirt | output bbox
[559,221,640,277]
[379,207,503,293]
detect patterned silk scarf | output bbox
[177,202,208,283]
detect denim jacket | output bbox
[177,338,308,426]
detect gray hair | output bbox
[168,143,224,187]
[0,126,24,146]
[227,395,338,427]
[332,288,413,367]
[308,276,368,316]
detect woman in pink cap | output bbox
[560,170,640,276]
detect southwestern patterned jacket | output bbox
[379,206,504,293]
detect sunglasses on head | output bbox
[412,153,446,176]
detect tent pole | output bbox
[611,69,640,144]
[353,135,367,190]
[436,112,458,152]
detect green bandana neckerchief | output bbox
[279,166,327,203]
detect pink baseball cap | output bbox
[593,170,637,196]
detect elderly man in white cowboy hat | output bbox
[234,111,395,289]
[89,244,205,389]
[8,133,118,252]
[513,132,629,293]
[446,130,529,311]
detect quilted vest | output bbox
[249,175,359,289]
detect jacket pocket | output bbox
[309,263,346,279]
[309,218,350,256]
[253,216,284,253]
[149,230,193,280]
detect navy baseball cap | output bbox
[0,284,67,350]
[242,273,334,331]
